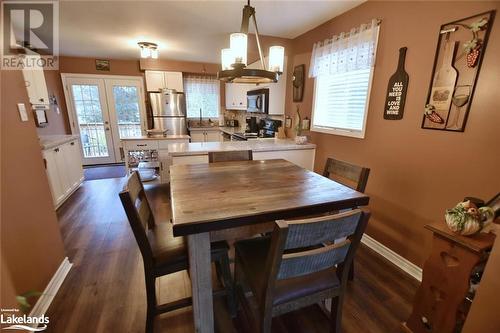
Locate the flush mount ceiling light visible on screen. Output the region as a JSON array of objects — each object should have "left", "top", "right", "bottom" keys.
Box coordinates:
[
  {"left": 218, "top": 0, "right": 285, "bottom": 84},
  {"left": 138, "top": 41, "right": 158, "bottom": 59}
]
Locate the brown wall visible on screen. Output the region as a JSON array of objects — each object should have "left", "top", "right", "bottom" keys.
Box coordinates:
[
  {"left": 285, "top": 1, "right": 500, "bottom": 266},
  {"left": 1, "top": 69, "right": 66, "bottom": 305}
]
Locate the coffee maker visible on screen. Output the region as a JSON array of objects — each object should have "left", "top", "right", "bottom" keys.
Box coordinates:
[{"left": 245, "top": 116, "right": 259, "bottom": 133}]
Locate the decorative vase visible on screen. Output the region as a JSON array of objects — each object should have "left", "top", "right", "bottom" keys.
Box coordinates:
[{"left": 294, "top": 135, "right": 307, "bottom": 145}]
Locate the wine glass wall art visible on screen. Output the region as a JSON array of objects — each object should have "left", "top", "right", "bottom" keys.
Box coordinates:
[{"left": 422, "top": 10, "right": 495, "bottom": 132}]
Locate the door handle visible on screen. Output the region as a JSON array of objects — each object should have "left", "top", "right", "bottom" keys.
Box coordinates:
[{"left": 105, "top": 127, "right": 110, "bottom": 131}]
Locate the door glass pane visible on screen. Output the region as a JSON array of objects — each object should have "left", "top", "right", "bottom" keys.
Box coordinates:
[
  {"left": 71, "top": 84, "right": 110, "bottom": 158},
  {"left": 113, "top": 86, "right": 142, "bottom": 138}
]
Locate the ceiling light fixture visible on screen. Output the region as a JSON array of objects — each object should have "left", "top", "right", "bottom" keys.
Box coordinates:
[
  {"left": 218, "top": 0, "right": 284, "bottom": 84},
  {"left": 138, "top": 41, "right": 158, "bottom": 59}
]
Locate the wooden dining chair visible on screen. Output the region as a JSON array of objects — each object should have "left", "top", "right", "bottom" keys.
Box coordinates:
[
  {"left": 234, "top": 209, "right": 370, "bottom": 333},
  {"left": 119, "top": 172, "right": 234, "bottom": 333},
  {"left": 323, "top": 157, "right": 370, "bottom": 193},
  {"left": 323, "top": 157, "right": 370, "bottom": 281},
  {"left": 208, "top": 150, "right": 253, "bottom": 163}
]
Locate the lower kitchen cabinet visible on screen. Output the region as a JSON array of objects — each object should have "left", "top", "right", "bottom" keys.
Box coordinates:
[
  {"left": 43, "top": 139, "right": 84, "bottom": 208},
  {"left": 189, "top": 129, "right": 222, "bottom": 142}
]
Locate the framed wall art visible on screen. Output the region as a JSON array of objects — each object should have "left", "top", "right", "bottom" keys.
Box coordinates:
[
  {"left": 422, "top": 10, "right": 495, "bottom": 132},
  {"left": 95, "top": 59, "right": 110, "bottom": 71},
  {"left": 292, "top": 64, "right": 305, "bottom": 102}
]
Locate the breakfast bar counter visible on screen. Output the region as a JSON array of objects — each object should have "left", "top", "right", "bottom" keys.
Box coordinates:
[{"left": 167, "top": 139, "right": 317, "bottom": 170}]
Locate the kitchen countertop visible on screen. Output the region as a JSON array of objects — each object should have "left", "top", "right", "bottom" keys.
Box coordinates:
[
  {"left": 168, "top": 139, "right": 316, "bottom": 156},
  {"left": 120, "top": 134, "right": 191, "bottom": 141},
  {"left": 188, "top": 126, "right": 242, "bottom": 135},
  {"left": 39, "top": 134, "right": 80, "bottom": 150}
]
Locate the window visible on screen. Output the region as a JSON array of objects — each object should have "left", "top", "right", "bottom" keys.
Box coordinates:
[
  {"left": 310, "top": 20, "right": 379, "bottom": 138},
  {"left": 184, "top": 75, "right": 220, "bottom": 119},
  {"left": 312, "top": 68, "right": 373, "bottom": 138}
]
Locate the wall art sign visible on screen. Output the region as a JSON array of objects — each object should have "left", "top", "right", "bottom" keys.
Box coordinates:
[
  {"left": 422, "top": 10, "right": 495, "bottom": 132},
  {"left": 384, "top": 47, "right": 409, "bottom": 120},
  {"left": 292, "top": 64, "right": 305, "bottom": 102}
]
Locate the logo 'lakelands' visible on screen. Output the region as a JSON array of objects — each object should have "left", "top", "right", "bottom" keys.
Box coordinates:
[{"left": 1, "top": 313, "right": 49, "bottom": 331}]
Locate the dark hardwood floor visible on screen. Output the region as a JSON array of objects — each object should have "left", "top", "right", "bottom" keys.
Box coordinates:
[{"left": 45, "top": 178, "right": 418, "bottom": 333}]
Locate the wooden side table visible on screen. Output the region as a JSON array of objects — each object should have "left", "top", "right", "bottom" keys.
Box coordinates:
[{"left": 404, "top": 223, "right": 495, "bottom": 333}]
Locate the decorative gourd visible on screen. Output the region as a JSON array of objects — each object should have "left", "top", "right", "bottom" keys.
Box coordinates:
[{"left": 445, "top": 200, "right": 494, "bottom": 236}]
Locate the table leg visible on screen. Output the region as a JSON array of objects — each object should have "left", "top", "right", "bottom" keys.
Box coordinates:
[{"left": 188, "top": 232, "right": 214, "bottom": 333}]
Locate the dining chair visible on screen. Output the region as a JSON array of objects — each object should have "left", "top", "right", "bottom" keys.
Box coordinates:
[
  {"left": 119, "top": 172, "right": 234, "bottom": 333},
  {"left": 323, "top": 157, "right": 370, "bottom": 281},
  {"left": 323, "top": 157, "right": 370, "bottom": 193},
  {"left": 208, "top": 150, "right": 253, "bottom": 163},
  {"left": 234, "top": 209, "right": 370, "bottom": 333}
]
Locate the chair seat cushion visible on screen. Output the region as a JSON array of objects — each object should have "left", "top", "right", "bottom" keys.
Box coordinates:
[
  {"left": 235, "top": 237, "right": 340, "bottom": 306},
  {"left": 148, "top": 222, "right": 229, "bottom": 274}
]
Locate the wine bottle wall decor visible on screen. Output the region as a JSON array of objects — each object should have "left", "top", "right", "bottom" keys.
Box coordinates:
[
  {"left": 384, "top": 47, "right": 409, "bottom": 120},
  {"left": 422, "top": 10, "right": 495, "bottom": 132}
]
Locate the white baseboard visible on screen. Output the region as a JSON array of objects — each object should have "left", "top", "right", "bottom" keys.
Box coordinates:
[
  {"left": 361, "top": 234, "right": 422, "bottom": 282},
  {"left": 29, "top": 257, "right": 72, "bottom": 319}
]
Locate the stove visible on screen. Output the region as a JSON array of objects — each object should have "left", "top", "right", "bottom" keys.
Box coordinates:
[{"left": 231, "top": 132, "right": 259, "bottom": 141}]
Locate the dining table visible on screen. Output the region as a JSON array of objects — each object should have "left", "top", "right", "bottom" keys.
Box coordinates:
[{"left": 169, "top": 159, "right": 369, "bottom": 333}]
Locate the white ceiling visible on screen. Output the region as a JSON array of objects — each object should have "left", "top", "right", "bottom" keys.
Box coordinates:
[{"left": 59, "top": 0, "right": 364, "bottom": 63}]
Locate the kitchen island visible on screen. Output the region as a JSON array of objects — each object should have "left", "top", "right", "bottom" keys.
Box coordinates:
[
  {"left": 121, "top": 135, "right": 191, "bottom": 183},
  {"left": 168, "top": 139, "right": 316, "bottom": 170}
]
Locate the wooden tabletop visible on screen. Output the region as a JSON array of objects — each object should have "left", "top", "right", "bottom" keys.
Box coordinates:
[{"left": 170, "top": 159, "right": 370, "bottom": 236}]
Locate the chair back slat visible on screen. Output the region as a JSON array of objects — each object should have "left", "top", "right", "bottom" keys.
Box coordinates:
[
  {"left": 283, "top": 210, "right": 362, "bottom": 250},
  {"left": 208, "top": 150, "right": 253, "bottom": 163},
  {"left": 277, "top": 240, "right": 351, "bottom": 280},
  {"left": 323, "top": 158, "right": 370, "bottom": 193},
  {"left": 119, "top": 172, "right": 155, "bottom": 262}
]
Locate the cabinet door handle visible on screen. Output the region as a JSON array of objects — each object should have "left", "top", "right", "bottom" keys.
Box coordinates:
[
  {"left": 137, "top": 144, "right": 147, "bottom": 147},
  {"left": 119, "top": 147, "right": 125, "bottom": 160},
  {"left": 70, "top": 142, "right": 75, "bottom": 146},
  {"left": 54, "top": 148, "right": 60, "bottom": 152},
  {"left": 43, "top": 158, "right": 47, "bottom": 169}
]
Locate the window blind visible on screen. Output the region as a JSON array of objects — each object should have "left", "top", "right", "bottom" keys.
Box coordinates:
[
  {"left": 184, "top": 75, "right": 220, "bottom": 118},
  {"left": 312, "top": 68, "right": 371, "bottom": 133}
]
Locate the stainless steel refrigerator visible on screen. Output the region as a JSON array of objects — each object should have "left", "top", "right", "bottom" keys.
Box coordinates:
[{"left": 148, "top": 89, "right": 188, "bottom": 135}]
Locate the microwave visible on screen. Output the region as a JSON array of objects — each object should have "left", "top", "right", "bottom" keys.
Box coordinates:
[{"left": 247, "top": 88, "right": 269, "bottom": 113}]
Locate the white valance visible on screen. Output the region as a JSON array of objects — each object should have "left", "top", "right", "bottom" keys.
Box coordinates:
[{"left": 309, "top": 19, "right": 380, "bottom": 78}]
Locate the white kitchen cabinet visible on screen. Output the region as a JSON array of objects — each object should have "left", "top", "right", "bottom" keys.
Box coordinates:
[
  {"left": 22, "top": 66, "right": 49, "bottom": 106},
  {"left": 145, "top": 70, "right": 184, "bottom": 92},
  {"left": 225, "top": 83, "right": 250, "bottom": 110},
  {"left": 253, "top": 148, "right": 315, "bottom": 170},
  {"left": 43, "top": 148, "right": 66, "bottom": 205},
  {"left": 144, "top": 71, "right": 165, "bottom": 92},
  {"left": 205, "top": 130, "right": 222, "bottom": 142},
  {"left": 190, "top": 131, "right": 206, "bottom": 142},
  {"left": 65, "top": 140, "right": 85, "bottom": 189},
  {"left": 164, "top": 72, "right": 184, "bottom": 92},
  {"left": 43, "top": 138, "right": 84, "bottom": 208},
  {"left": 189, "top": 129, "right": 221, "bottom": 142}
]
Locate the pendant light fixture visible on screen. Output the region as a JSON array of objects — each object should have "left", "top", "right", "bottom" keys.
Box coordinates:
[
  {"left": 218, "top": 0, "right": 285, "bottom": 84},
  {"left": 138, "top": 42, "right": 159, "bottom": 59}
]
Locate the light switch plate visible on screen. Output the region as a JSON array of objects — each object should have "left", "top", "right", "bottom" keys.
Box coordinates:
[{"left": 17, "top": 103, "right": 29, "bottom": 122}]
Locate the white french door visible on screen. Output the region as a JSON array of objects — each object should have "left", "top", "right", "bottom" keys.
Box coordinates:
[{"left": 62, "top": 74, "right": 146, "bottom": 165}]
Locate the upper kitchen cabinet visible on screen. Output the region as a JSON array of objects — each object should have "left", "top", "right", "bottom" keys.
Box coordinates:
[
  {"left": 145, "top": 70, "right": 184, "bottom": 92},
  {"left": 22, "top": 66, "right": 49, "bottom": 106},
  {"left": 225, "top": 83, "right": 251, "bottom": 110}
]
